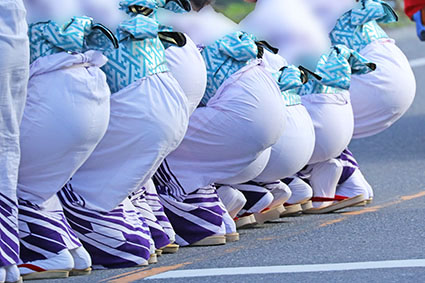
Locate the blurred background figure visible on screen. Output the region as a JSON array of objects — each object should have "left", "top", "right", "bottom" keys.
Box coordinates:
[{"left": 404, "top": 0, "right": 425, "bottom": 40}]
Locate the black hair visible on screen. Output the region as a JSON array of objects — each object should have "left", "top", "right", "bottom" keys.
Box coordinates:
[{"left": 190, "top": 0, "right": 214, "bottom": 11}]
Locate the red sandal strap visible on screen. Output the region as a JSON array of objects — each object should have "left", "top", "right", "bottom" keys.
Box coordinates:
[
  {"left": 311, "top": 195, "right": 349, "bottom": 202},
  {"left": 18, "top": 264, "right": 47, "bottom": 272}
]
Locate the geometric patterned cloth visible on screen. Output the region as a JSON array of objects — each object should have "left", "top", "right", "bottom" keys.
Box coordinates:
[
  {"left": 58, "top": 183, "right": 152, "bottom": 269},
  {"left": 337, "top": 148, "right": 360, "bottom": 185},
  {"left": 101, "top": 0, "right": 192, "bottom": 93},
  {"left": 101, "top": 14, "right": 169, "bottom": 93},
  {"left": 18, "top": 198, "right": 81, "bottom": 263},
  {"left": 199, "top": 31, "right": 259, "bottom": 106},
  {"left": 158, "top": 186, "right": 225, "bottom": 246},
  {"left": 329, "top": 0, "right": 398, "bottom": 52},
  {"left": 272, "top": 65, "right": 306, "bottom": 106},
  {"left": 28, "top": 16, "right": 116, "bottom": 64},
  {"left": 129, "top": 187, "right": 171, "bottom": 249},
  {"left": 299, "top": 45, "right": 376, "bottom": 95}
]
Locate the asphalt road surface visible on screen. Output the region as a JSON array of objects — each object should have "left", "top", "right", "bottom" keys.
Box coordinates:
[{"left": 41, "top": 25, "right": 425, "bottom": 283}]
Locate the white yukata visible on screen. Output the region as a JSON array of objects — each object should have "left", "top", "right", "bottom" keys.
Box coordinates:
[
  {"left": 58, "top": 0, "right": 190, "bottom": 268},
  {"left": 225, "top": 52, "right": 316, "bottom": 217},
  {"left": 239, "top": 0, "right": 352, "bottom": 166},
  {"left": 152, "top": 6, "right": 286, "bottom": 245},
  {"left": 297, "top": 46, "right": 376, "bottom": 207},
  {"left": 0, "top": 0, "right": 29, "bottom": 281},
  {"left": 165, "top": 34, "right": 207, "bottom": 115},
  {"left": 253, "top": 52, "right": 316, "bottom": 183},
  {"left": 305, "top": 0, "right": 416, "bottom": 138},
  {"left": 17, "top": 1, "right": 114, "bottom": 277}
]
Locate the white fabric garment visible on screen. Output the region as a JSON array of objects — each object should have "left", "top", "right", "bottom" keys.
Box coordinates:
[
  {"left": 350, "top": 39, "right": 416, "bottom": 138},
  {"left": 0, "top": 0, "right": 29, "bottom": 268},
  {"left": 336, "top": 170, "right": 374, "bottom": 200},
  {"left": 164, "top": 62, "right": 286, "bottom": 195},
  {"left": 24, "top": 0, "right": 82, "bottom": 24},
  {"left": 216, "top": 185, "right": 247, "bottom": 219},
  {"left": 302, "top": 0, "right": 356, "bottom": 33},
  {"left": 0, "top": 0, "right": 29, "bottom": 210},
  {"left": 165, "top": 34, "right": 207, "bottom": 115},
  {"left": 309, "top": 159, "right": 343, "bottom": 208},
  {"left": 240, "top": 0, "right": 330, "bottom": 68},
  {"left": 286, "top": 177, "right": 313, "bottom": 205},
  {"left": 69, "top": 72, "right": 189, "bottom": 212},
  {"left": 301, "top": 91, "right": 354, "bottom": 165},
  {"left": 158, "top": 5, "right": 239, "bottom": 46},
  {"left": 254, "top": 104, "right": 315, "bottom": 182},
  {"left": 218, "top": 147, "right": 271, "bottom": 186},
  {"left": 17, "top": 51, "right": 111, "bottom": 205}
]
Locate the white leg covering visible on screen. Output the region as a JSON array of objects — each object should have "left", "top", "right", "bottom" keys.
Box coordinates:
[
  {"left": 0, "top": 0, "right": 29, "bottom": 268},
  {"left": 308, "top": 159, "right": 343, "bottom": 208},
  {"left": 233, "top": 183, "right": 274, "bottom": 215},
  {"left": 336, "top": 170, "right": 373, "bottom": 200},
  {"left": 285, "top": 177, "right": 313, "bottom": 205},
  {"left": 216, "top": 186, "right": 247, "bottom": 219},
  {"left": 222, "top": 211, "right": 237, "bottom": 235}
]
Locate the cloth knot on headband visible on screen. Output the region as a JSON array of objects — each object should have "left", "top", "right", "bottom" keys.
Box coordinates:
[
  {"left": 117, "top": 15, "right": 160, "bottom": 42},
  {"left": 274, "top": 65, "right": 310, "bottom": 92},
  {"left": 29, "top": 16, "right": 118, "bottom": 63},
  {"left": 299, "top": 45, "right": 376, "bottom": 95},
  {"left": 216, "top": 32, "right": 259, "bottom": 62}
]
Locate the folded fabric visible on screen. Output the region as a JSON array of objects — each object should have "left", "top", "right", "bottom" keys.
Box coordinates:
[{"left": 330, "top": 0, "right": 398, "bottom": 51}]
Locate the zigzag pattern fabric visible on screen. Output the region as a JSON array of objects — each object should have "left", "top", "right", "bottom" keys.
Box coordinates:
[
  {"left": 0, "top": 193, "right": 19, "bottom": 267},
  {"left": 130, "top": 188, "right": 171, "bottom": 249},
  {"left": 158, "top": 186, "right": 225, "bottom": 246},
  {"left": 58, "top": 184, "right": 152, "bottom": 269},
  {"left": 200, "top": 32, "right": 259, "bottom": 106},
  {"left": 329, "top": 0, "right": 398, "bottom": 52},
  {"left": 18, "top": 199, "right": 81, "bottom": 263},
  {"left": 144, "top": 181, "right": 176, "bottom": 243},
  {"left": 299, "top": 45, "right": 375, "bottom": 95},
  {"left": 28, "top": 17, "right": 113, "bottom": 64}
]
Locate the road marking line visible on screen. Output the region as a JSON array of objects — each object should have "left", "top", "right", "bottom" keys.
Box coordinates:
[
  {"left": 401, "top": 190, "right": 425, "bottom": 201},
  {"left": 103, "top": 190, "right": 425, "bottom": 281},
  {"left": 106, "top": 262, "right": 191, "bottom": 283},
  {"left": 319, "top": 217, "right": 347, "bottom": 227},
  {"left": 145, "top": 259, "right": 425, "bottom": 280},
  {"left": 410, "top": 57, "right": 425, "bottom": 68}
]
